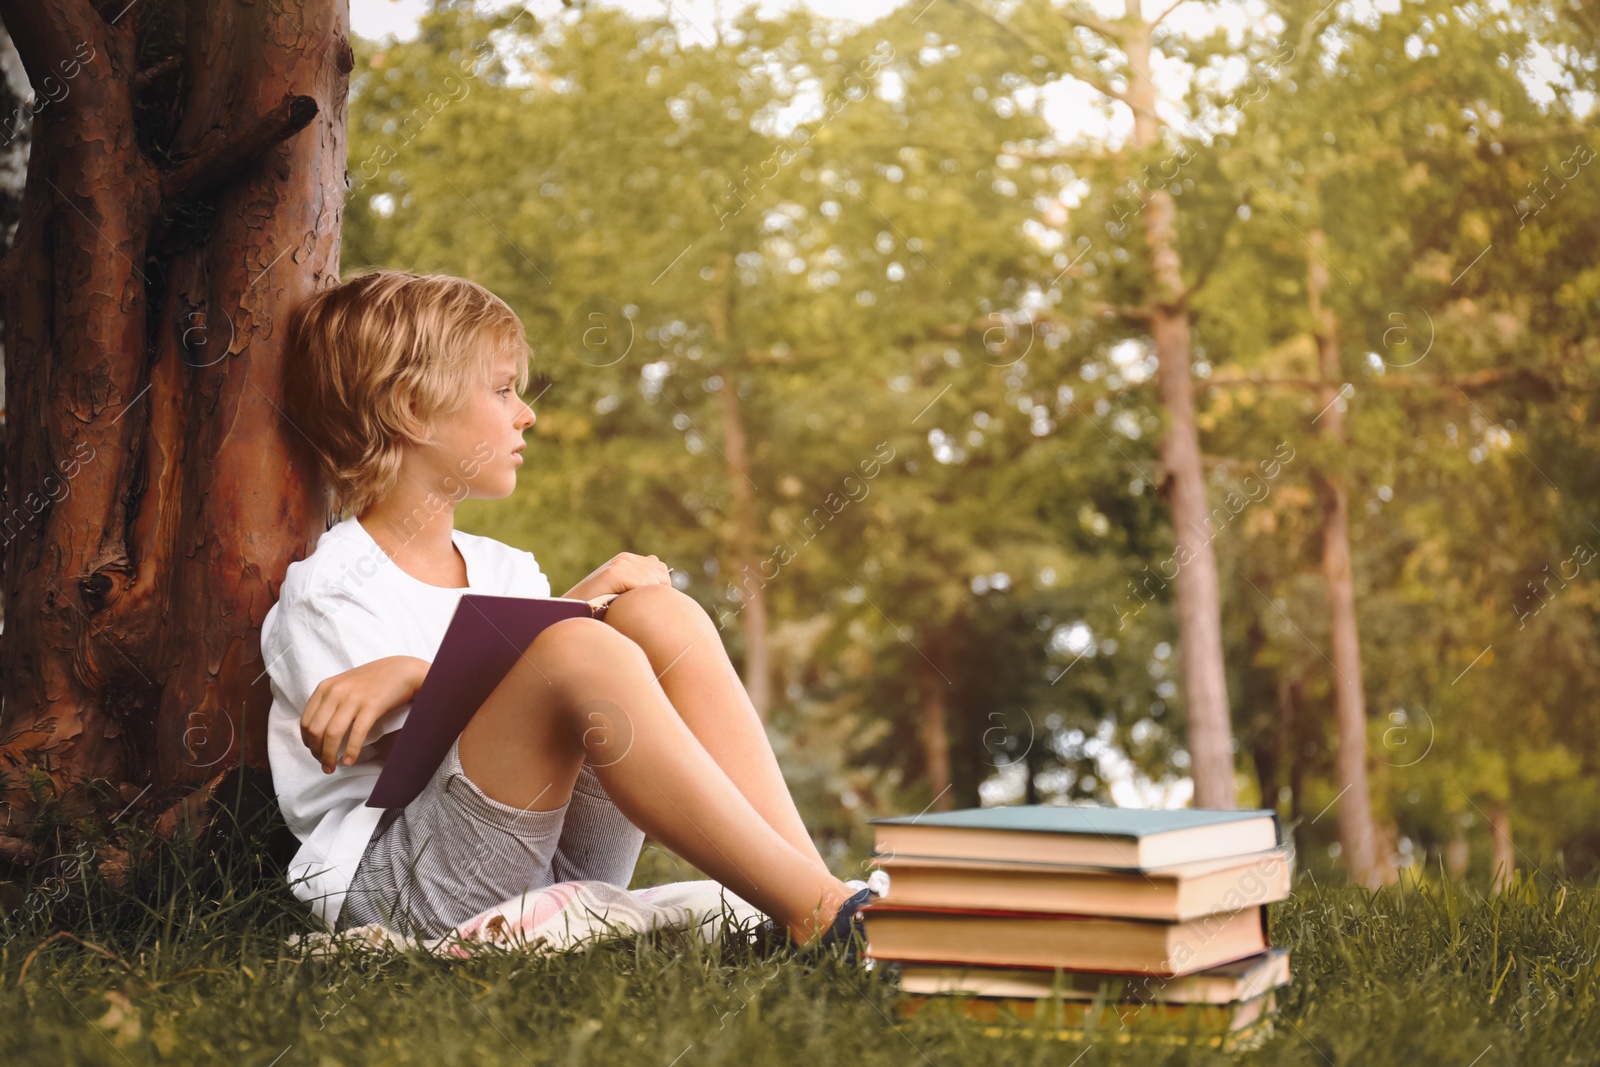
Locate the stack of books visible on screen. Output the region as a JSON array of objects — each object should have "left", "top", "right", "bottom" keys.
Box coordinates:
[{"left": 860, "top": 806, "right": 1294, "bottom": 1047}]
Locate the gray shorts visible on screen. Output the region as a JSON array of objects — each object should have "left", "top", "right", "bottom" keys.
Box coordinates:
[{"left": 336, "top": 735, "right": 646, "bottom": 939}]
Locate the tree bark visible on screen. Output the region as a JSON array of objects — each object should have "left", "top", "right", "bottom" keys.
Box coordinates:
[
  {"left": 1446, "top": 821, "right": 1469, "bottom": 878},
  {"left": 717, "top": 368, "right": 772, "bottom": 719},
  {"left": 1488, "top": 796, "right": 1515, "bottom": 892},
  {"left": 704, "top": 254, "right": 772, "bottom": 720},
  {"left": 1022, "top": 738, "right": 1041, "bottom": 805},
  {"left": 1306, "top": 221, "right": 1387, "bottom": 887},
  {"left": 0, "top": 0, "right": 350, "bottom": 860},
  {"left": 1245, "top": 596, "right": 1278, "bottom": 809},
  {"left": 0, "top": 13, "right": 27, "bottom": 251},
  {"left": 1279, "top": 672, "right": 1305, "bottom": 854},
  {"left": 1120, "top": 6, "right": 1236, "bottom": 808},
  {"left": 0, "top": 12, "right": 29, "bottom": 635},
  {"left": 918, "top": 644, "right": 953, "bottom": 811}
]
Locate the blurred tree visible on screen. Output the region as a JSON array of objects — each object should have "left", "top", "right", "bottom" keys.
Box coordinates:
[
  {"left": 926, "top": 0, "right": 1250, "bottom": 807},
  {"left": 1203, "top": 0, "right": 1600, "bottom": 883},
  {"left": 341, "top": 0, "right": 1600, "bottom": 885},
  {"left": 340, "top": 3, "right": 1141, "bottom": 819}
]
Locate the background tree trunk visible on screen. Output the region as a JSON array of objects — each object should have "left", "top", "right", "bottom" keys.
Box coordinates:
[
  {"left": 1489, "top": 797, "right": 1515, "bottom": 892},
  {"left": 1278, "top": 672, "right": 1305, "bottom": 854},
  {"left": 1307, "top": 220, "right": 1387, "bottom": 887},
  {"left": 1022, "top": 739, "right": 1040, "bottom": 805},
  {"left": 705, "top": 253, "right": 772, "bottom": 720},
  {"left": 1446, "top": 821, "right": 1469, "bottom": 878},
  {"left": 963, "top": 0, "right": 1240, "bottom": 809},
  {"left": 1121, "top": 5, "right": 1236, "bottom": 809},
  {"left": 0, "top": 0, "right": 350, "bottom": 865},
  {"left": 718, "top": 365, "right": 772, "bottom": 719},
  {"left": 918, "top": 642, "right": 953, "bottom": 811}
]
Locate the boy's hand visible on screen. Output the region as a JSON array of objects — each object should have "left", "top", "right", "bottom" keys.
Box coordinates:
[
  {"left": 301, "top": 655, "right": 430, "bottom": 773},
  {"left": 561, "top": 552, "right": 673, "bottom": 600}
]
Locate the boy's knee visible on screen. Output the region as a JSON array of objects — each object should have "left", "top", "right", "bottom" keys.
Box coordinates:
[
  {"left": 606, "top": 583, "right": 708, "bottom": 627},
  {"left": 527, "top": 616, "right": 651, "bottom": 677},
  {"left": 533, "top": 615, "right": 629, "bottom": 651}
]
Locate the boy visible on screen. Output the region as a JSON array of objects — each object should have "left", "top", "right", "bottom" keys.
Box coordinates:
[{"left": 262, "top": 269, "right": 871, "bottom": 951}]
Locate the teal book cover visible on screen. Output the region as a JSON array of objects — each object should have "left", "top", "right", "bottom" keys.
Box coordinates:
[{"left": 868, "top": 806, "right": 1278, "bottom": 840}]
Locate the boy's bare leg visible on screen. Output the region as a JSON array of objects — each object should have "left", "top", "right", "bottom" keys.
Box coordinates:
[
  {"left": 457, "top": 616, "right": 854, "bottom": 945},
  {"left": 600, "top": 584, "right": 832, "bottom": 872}
]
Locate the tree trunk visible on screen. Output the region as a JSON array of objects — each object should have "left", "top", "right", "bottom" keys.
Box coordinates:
[
  {"left": 1253, "top": 709, "right": 1279, "bottom": 814},
  {"left": 1245, "top": 598, "right": 1278, "bottom": 809},
  {"left": 0, "top": 14, "right": 27, "bottom": 249},
  {"left": 1022, "top": 738, "right": 1041, "bottom": 805},
  {"left": 1279, "top": 672, "right": 1305, "bottom": 854},
  {"left": 1446, "top": 821, "right": 1469, "bottom": 878},
  {"left": 0, "top": 1, "right": 350, "bottom": 862},
  {"left": 918, "top": 645, "right": 953, "bottom": 811},
  {"left": 1488, "top": 796, "right": 1515, "bottom": 892},
  {"left": 1306, "top": 221, "right": 1386, "bottom": 887},
  {"left": 704, "top": 255, "right": 772, "bottom": 719},
  {"left": 1122, "top": 10, "right": 1236, "bottom": 809},
  {"left": 718, "top": 368, "right": 772, "bottom": 718},
  {"left": 0, "top": 13, "right": 29, "bottom": 633}
]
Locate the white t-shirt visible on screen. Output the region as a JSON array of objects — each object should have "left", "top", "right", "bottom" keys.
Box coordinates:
[{"left": 261, "top": 515, "right": 553, "bottom": 931}]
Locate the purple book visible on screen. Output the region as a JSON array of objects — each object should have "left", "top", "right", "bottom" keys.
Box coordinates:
[{"left": 365, "top": 592, "right": 619, "bottom": 809}]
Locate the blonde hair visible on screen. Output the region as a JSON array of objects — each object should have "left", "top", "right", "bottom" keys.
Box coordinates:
[{"left": 283, "top": 269, "right": 532, "bottom": 519}]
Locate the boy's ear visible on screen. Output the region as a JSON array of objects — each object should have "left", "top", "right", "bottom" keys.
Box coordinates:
[{"left": 397, "top": 397, "right": 431, "bottom": 441}]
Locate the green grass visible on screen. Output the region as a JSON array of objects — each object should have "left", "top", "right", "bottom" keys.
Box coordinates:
[{"left": 2, "top": 822, "right": 1598, "bottom": 1066}]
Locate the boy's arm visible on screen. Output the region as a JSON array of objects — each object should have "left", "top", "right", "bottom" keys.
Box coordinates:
[
  {"left": 301, "top": 654, "right": 430, "bottom": 773},
  {"left": 561, "top": 551, "right": 675, "bottom": 600},
  {"left": 262, "top": 588, "right": 427, "bottom": 773}
]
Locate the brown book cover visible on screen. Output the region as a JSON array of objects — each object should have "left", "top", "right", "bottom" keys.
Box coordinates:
[
  {"left": 889, "top": 947, "right": 1291, "bottom": 1004},
  {"left": 894, "top": 988, "right": 1278, "bottom": 1046},
  {"left": 861, "top": 901, "right": 1271, "bottom": 977},
  {"left": 868, "top": 846, "right": 1292, "bottom": 921}
]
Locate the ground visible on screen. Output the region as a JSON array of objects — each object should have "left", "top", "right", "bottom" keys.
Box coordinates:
[{"left": 2, "top": 830, "right": 1596, "bottom": 1066}]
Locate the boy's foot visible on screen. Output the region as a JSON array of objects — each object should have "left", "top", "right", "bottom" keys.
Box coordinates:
[
  {"left": 738, "top": 874, "right": 889, "bottom": 964},
  {"left": 792, "top": 884, "right": 875, "bottom": 964}
]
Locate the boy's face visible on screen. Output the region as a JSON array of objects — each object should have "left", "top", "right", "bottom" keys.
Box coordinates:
[{"left": 409, "top": 352, "right": 534, "bottom": 502}]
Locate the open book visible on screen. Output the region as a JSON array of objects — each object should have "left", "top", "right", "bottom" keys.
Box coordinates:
[{"left": 365, "top": 592, "right": 619, "bottom": 809}]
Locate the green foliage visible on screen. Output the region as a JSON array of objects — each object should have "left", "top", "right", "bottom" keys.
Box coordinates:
[
  {"left": 336, "top": 0, "right": 1600, "bottom": 880},
  {"left": 1193, "top": 0, "right": 1600, "bottom": 876}
]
